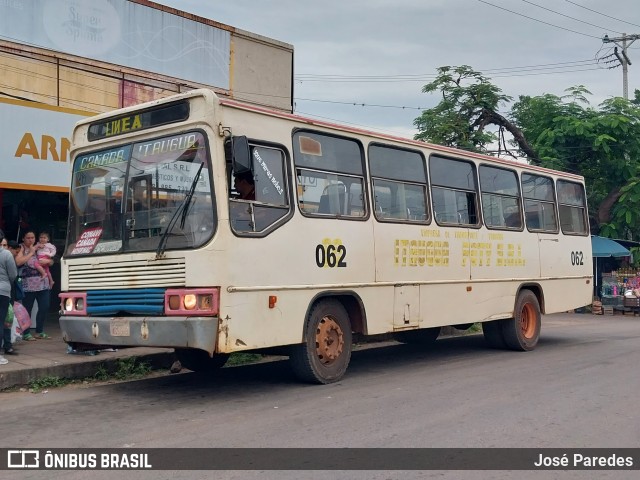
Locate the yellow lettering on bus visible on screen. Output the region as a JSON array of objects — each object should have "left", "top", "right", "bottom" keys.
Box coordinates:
[
  {"left": 105, "top": 115, "right": 143, "bottom": 137},
  {"left": 395, "top": 239, "right": 450, "bottom": 267}
]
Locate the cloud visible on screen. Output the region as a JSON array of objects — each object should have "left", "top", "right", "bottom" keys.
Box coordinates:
[{"left": 167, "top": 0, "right": 638, "bottom": 139}]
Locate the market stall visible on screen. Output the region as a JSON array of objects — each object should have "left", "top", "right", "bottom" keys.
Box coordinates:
[{"left": 591, "top": 235, "right": 632, "bottom": 314}]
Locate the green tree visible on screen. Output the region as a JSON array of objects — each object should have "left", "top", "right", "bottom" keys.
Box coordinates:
[
  {"left": 511, "top": 88, "right": 640, "bottom": 235},
  {"left": 414, "top": 65, "right": 640, "bottom": 237},
  {"left": 413, "top": 65, "right": 538, "bottom": 160}
]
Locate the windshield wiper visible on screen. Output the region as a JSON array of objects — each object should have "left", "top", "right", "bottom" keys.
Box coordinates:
[{"left": 155, "top": 163, "right": 204, "bottom": 258}]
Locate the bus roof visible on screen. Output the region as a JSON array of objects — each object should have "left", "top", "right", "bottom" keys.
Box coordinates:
[{"left": 73, "top": 88, "right": 584, "bottom": 182}]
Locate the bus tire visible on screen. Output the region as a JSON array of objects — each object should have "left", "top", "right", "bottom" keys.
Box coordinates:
[
  {"left": 502, "top": 290, "right": 541, "bottom": 351},
  {"left": 175, "top": 348, "right": 229, "bottom": 373},
  {"left": 482, "top": 320, "right": 507, "bottom": 349},
  {"left": 395, "top": 327, "right": 441, "bottom": 344},
  {"left": 290, "top": 299, "right": 352, "bottom": 384}
]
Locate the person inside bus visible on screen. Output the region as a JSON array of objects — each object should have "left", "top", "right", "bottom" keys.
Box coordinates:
[{"left": 233, "top": 171, "right": 255, "bottom": 201}]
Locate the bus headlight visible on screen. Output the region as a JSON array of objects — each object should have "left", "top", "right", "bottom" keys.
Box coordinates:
[
  {"left": 164, "top": 288, "right": 219, "bottom": 316},
  {"left": 183, "top": 294, "right": 197, "bottom": 310}
]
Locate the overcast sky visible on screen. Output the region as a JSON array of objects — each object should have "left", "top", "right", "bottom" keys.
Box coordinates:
[{"left": 163, "top": 0, "right": 640, "bottom": 139}]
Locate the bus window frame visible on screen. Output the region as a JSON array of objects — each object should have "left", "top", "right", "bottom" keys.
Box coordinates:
[
  {"left": 522, "top": 173, "right": 560, "bottom": 234},
  {"left": 478, "top": 163, "right": 524, "bottom": 232},
  {"left": 228, "top": 139, "right": 295, "bottom": 238},
  {"left": 429, "top": 154, "right": 482, "bottom": 229},
  {"left": 556, "top": 179, "right": 589, "bottom": 236},
  {"left": 368, "top": 142, "right": 431, "bottom": 225},
  {"left": 292, "top": 128, "right": 370, "bottom": 222}
]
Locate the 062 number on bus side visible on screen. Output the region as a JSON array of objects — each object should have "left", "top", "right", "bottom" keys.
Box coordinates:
[
  {"left": 570, "top": 251, "right": 584, "bottom": 266},
  {"left": 315, "top": 239, "right": 347, "bottom": 268}
]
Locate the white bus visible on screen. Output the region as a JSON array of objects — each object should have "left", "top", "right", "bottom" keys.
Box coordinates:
[{"left": 59, "top": 89, "right": 593, "bottom": 384}]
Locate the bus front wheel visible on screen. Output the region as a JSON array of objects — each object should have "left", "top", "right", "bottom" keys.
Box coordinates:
[
  {"left": 502, "top": 290, "right": 541, "bottom": 351},
  {"left": 290, "top": 299, "right": 353, "bottom": 384},
  {"left": 175, "top": 348, "right": 229, "bottom": 373}
]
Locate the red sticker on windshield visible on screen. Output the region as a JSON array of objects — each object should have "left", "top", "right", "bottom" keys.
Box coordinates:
[{"left": 70, "top": 227, "right": 103, "bottom": 255}]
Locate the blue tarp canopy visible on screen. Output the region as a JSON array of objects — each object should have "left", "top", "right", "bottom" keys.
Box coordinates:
[{"left": 591, "top": 235, "right": 631, "bottom": 258}]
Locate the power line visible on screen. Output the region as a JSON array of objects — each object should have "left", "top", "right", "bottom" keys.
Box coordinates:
[
  {"left": 476, "top": 0, "right": 602, "bottom": 39},
  {"left": 296, "top": 60, "right": 601, "bottom": 83},
  {"left": 564, "top": 0, "right": 640, "bottom": 29},
  {"left": 519, "top": 0, "right": 623, "bottom": 34},
  {"left": 296, "top": 59, "right": 598, "bottom": 79},
  {"left": 295, "top": 98, "right": 425, "bottom": 110}
]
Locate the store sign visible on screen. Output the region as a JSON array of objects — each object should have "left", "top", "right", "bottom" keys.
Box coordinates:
[{"left": 0, "top": 98, "right": 90, "bottom": 191}]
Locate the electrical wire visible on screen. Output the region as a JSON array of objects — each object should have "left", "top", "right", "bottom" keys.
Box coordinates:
[
  {"left": 564, "top": 0, "right": 640, "bottom": 29},
  {"left": 476, "top": 0, "right": 603, "bottom": 39},
  {"left": 519, "top": 0, "right": 623, "bottom": 34}
]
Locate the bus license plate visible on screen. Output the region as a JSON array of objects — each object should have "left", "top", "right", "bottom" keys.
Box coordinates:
[{"left": 110, "top": 319, "right": 130, "bottom": 337}]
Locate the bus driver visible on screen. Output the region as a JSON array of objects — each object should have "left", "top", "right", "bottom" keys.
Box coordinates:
[{"left": 233, "top": 172, "right": 255, "bottom": 201}]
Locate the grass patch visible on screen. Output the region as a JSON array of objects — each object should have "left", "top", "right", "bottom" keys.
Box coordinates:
[
  {"left": 226, "top": 353, "right": 263, "bottom": 367},
  {"left": 92, "top": 357, "right": 152, "bottom": 381},
  {"left": 23, "top": 358, "right": 153, "bottom": 392},
  {"left": 467, "top": 323, "right": 482, "bottom": 333},
  {"left": 28, "top": 376, "right": 70, "bottom": 392}
]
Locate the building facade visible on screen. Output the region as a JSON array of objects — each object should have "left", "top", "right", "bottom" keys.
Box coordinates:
[{"left": 0, "top": 0, "right": 293, "bottom": 302}]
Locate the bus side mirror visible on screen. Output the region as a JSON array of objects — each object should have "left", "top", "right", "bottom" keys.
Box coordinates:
[{"left": 231, "top": 136, "right": 252, "bottom": 175}]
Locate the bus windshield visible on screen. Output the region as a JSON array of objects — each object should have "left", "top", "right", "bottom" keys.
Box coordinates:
[{"left": 66, "top": 131, "right": 215, "bottom": 256}]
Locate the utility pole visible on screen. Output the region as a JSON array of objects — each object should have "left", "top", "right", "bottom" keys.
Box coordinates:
[{"left": 603, "top": 33, "right": 640, "bottom": 99}]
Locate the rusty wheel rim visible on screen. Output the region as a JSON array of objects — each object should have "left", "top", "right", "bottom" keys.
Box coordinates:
[
  {"left": 519, "top": 303, "right": 537, "bottom": 339},
  {"left": 315, "top": 315, "right": 344, "bottom": 366}
]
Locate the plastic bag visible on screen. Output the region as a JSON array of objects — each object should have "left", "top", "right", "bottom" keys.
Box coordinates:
[
  {"left": 12, "top": 302, "right": 31, "bottom": 334},
  {"left": 11, "top": 313, "right": 20, "bottom": 344},
  {"left": 4, "top": 303, "right": 13, "bottom": 329}
]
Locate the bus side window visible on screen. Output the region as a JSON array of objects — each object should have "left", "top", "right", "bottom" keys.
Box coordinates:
[
  {"left": 522, "top": 173, "right": 558, "bottom": 232},
  {"left": 430, "top": 155, "right": 479, "bottom": 227},
  {"left": 479, "top": 164, "right": 522, "bottom": 230},
  {"left": 318, "top": 183, "right": 346, "bottom": 214},
  {"left": 293, "top": 131, "right": 366, "bottom": 219},
  {"left": 228, "top": 143, "right": 290, "bottom": 234},
  {"left": 368, "top": 143, "right": 429, "bottom": 224}
]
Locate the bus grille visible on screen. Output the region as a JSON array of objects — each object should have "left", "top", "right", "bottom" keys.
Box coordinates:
[
  {"left": 86, "top": 288, "right": 165, "bottom": 315},
  {"left": 67, "top": 257, "right": 186, "bottom": 290}
]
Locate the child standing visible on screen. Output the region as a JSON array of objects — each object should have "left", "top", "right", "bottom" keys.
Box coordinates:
[{"left": 35, "top": 232, "right": 56, "bottom": 288}]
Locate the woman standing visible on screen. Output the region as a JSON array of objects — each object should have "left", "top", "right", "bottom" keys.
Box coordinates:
[
  {"left": 16, "top": 230, "right": 53, "bottom": 340},
  {"left": 0, "top": 232, "right": 17, "bottom": 364}
]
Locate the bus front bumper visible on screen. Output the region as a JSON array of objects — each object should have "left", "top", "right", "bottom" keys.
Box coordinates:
[{"left": 59, "top": 315, "right": 219, "bottom": 354}]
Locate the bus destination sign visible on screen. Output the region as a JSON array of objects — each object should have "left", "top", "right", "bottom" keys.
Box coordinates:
[{"left": 88, "top": 101, "right": 189, "bottom": 141}]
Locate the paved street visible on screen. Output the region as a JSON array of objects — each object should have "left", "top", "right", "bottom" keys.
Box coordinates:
[{"left": 1, "top": 312, "right": 639, "bottom": 480}]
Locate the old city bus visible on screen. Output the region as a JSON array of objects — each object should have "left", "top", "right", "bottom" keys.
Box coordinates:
[{"left": 59, "top": 89, "right": 592, "bottom": 384}]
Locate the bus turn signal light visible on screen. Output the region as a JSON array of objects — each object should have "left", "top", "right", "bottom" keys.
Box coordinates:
[
  {"left": 269, "top": 295, "right": 277, "bottom": 308},
  {"left": 164, "top": 288, "right": 219, "bottom": 316}
]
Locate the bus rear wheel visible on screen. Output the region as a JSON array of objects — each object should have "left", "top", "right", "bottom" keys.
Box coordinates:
[
  {"left": 175, "top": 348, "right": 229, "bottom": 373},
  {"left": 395, "top": 327, "right": 441, "bottom": 345},
  {"left": 502, "top": 290, "right": 541, "bottom": 351},
  {"left": 290, "top": 299, "right": 353, "bottom": 384}
]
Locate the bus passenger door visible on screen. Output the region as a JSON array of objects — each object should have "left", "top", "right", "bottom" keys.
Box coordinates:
[
  {"left": 393, "top": 285, "right": 420, "bottom": 328},
  {"left": 538, "top": 232, "right": 564, "bottom": 277}
]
